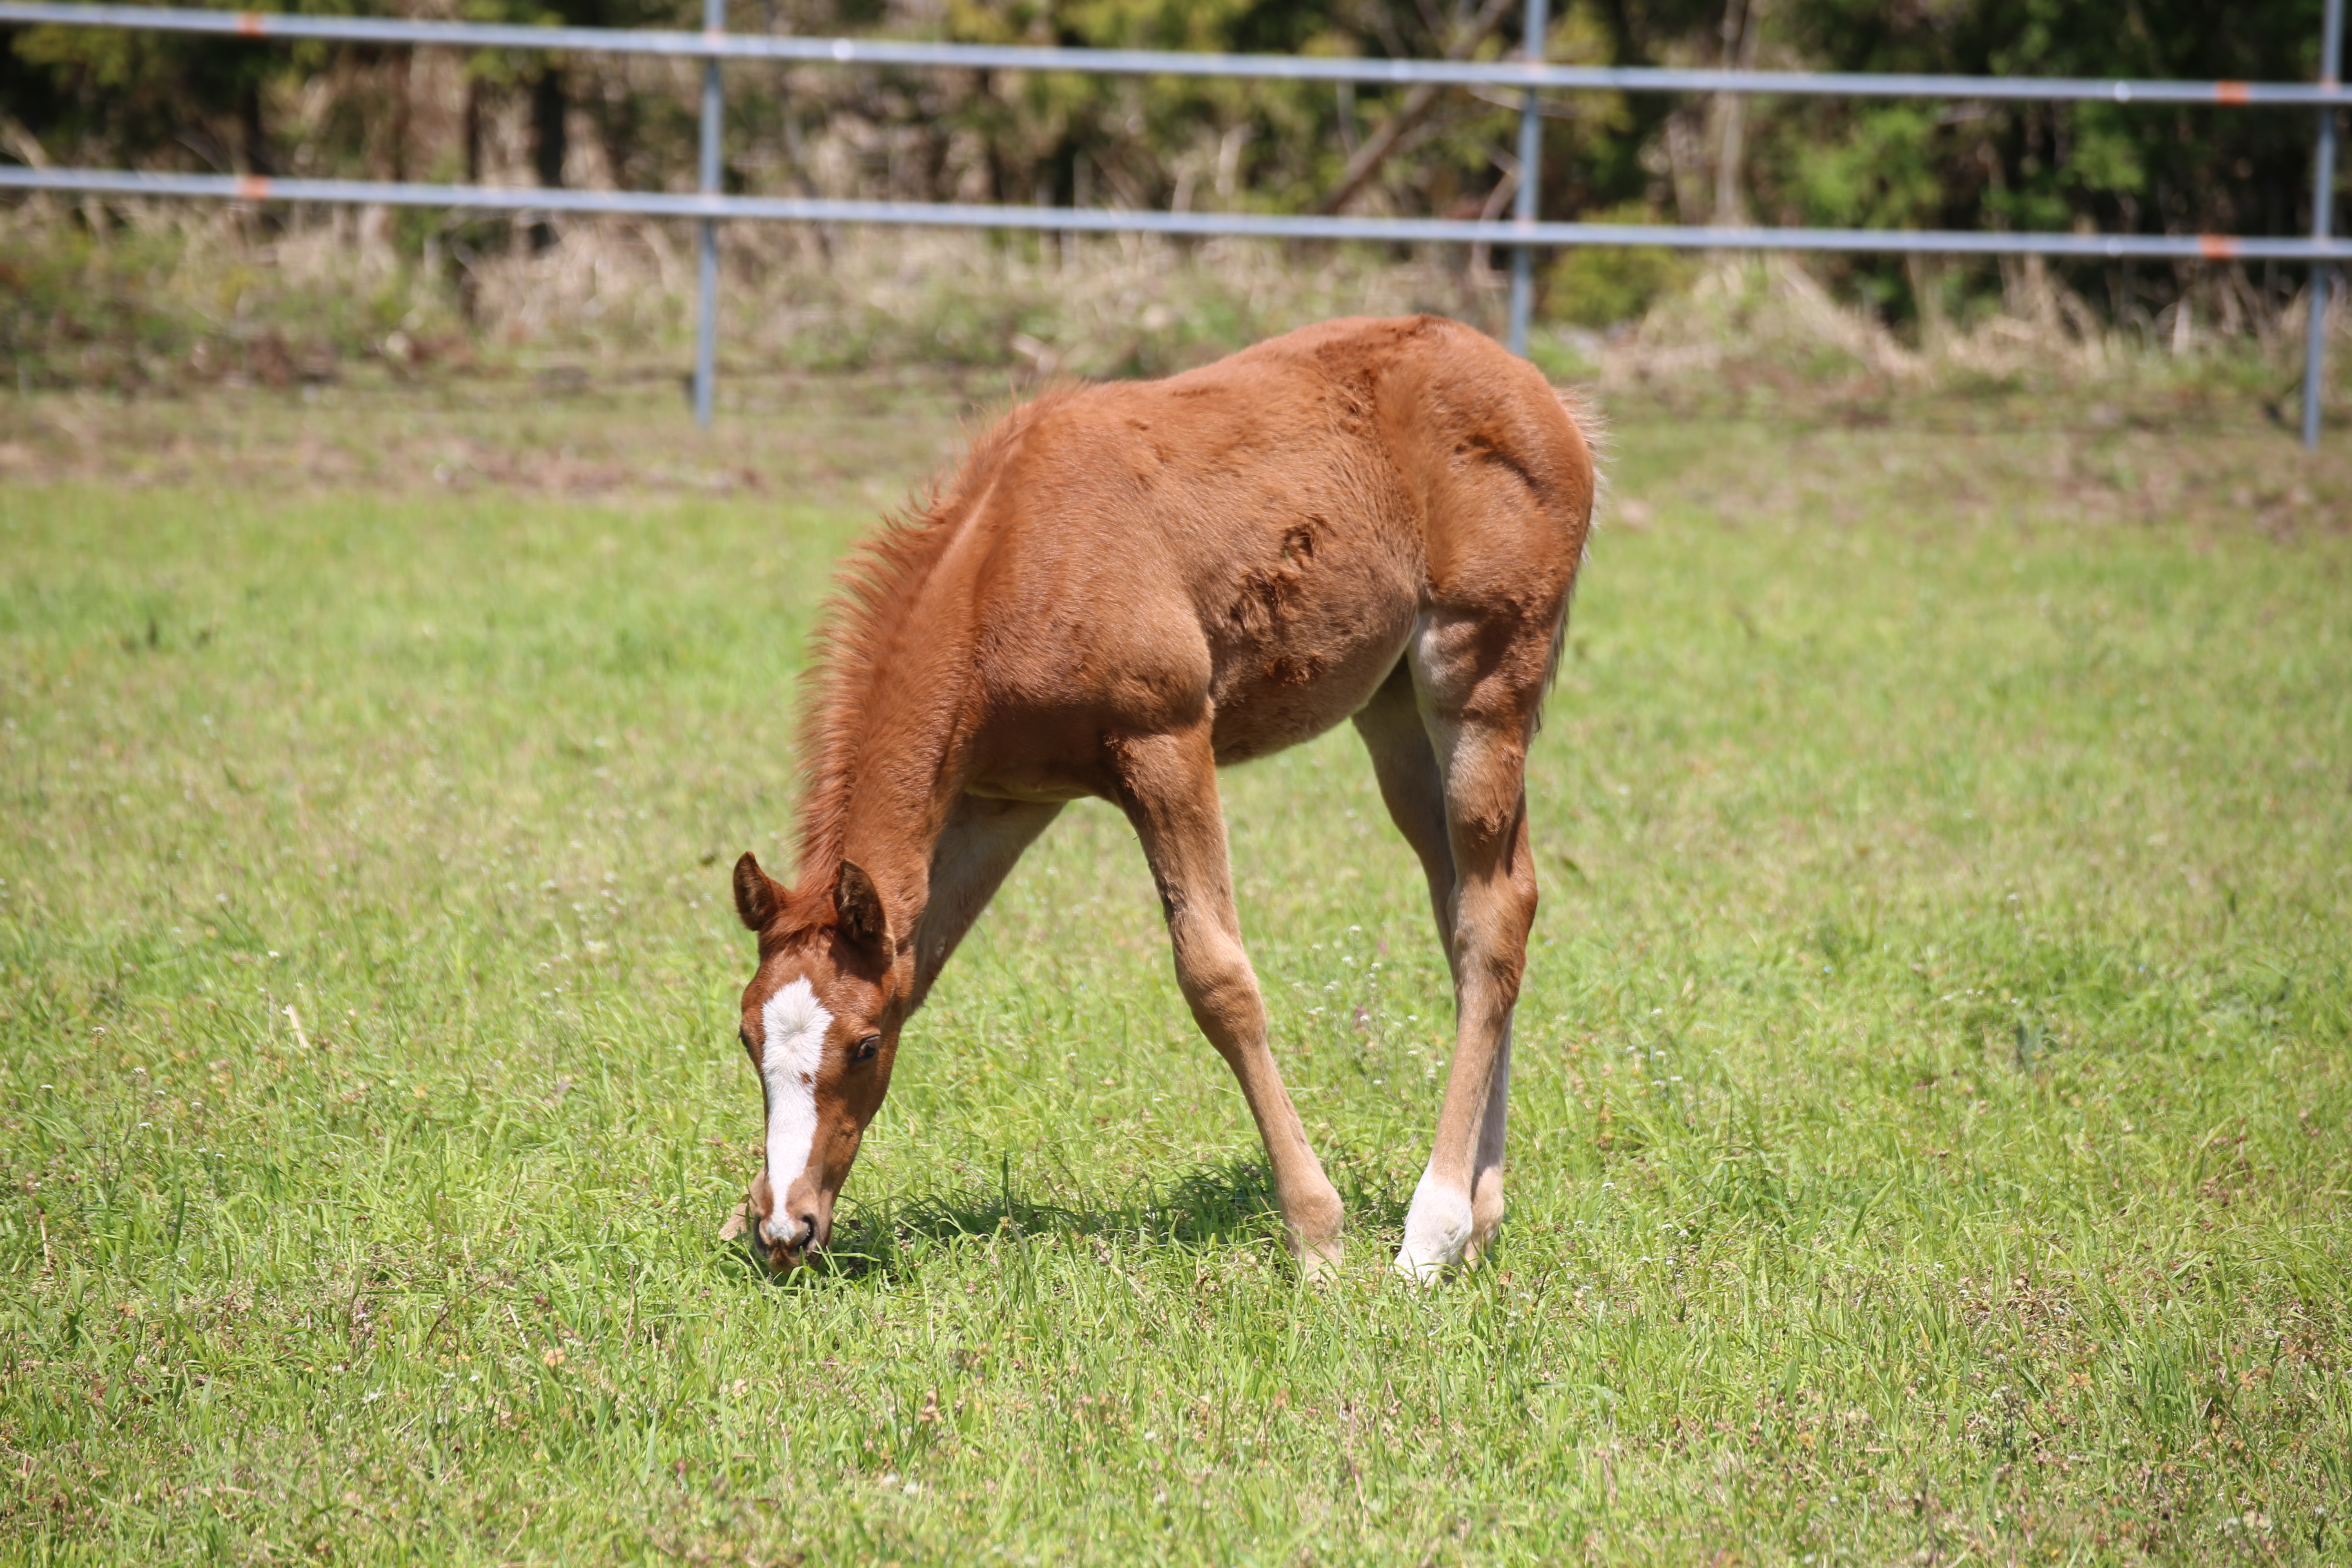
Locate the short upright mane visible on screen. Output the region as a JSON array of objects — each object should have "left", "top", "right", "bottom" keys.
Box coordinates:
[{"left": 782, "top": 388, "right": 1076, "bottom": 921}]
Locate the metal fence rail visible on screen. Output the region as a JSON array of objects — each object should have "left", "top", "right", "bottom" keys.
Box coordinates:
[
  {"left": 8, "top": 167, "right": 2347, "bottom": 263},
  {"left": 1, "top": 0, "right": 2342, "bottom": 440},
  {"left": 1, "top": 1, "right": 2345, "bottom": 105}
]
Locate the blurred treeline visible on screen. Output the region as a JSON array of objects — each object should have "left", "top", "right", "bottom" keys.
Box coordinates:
[{"left": 0, "top": 0, "right": 2343, "bottom": 336}]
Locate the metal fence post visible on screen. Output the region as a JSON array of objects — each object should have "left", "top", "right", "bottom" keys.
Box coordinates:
[
  {"left": 2305, "top": 0, "right": 2345, "bottom": 448},
  {"left": 693, "top": 0, "right": 724, "bottom": 429},
  {"left": 1506, "top": 0, "right": 1548, "bottom": 357}
]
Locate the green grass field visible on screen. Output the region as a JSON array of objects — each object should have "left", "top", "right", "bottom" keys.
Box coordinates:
[{"left": 3, "top": 378, "right": 2349, "bottom": 1565}]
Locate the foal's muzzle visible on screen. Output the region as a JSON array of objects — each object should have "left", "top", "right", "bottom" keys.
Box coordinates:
[
  {"left": 753, "top": 1200, "right": 827, "bottom": 1271},
  {"left": 760, "top": 1211, "right": 818, "bottom": 1254},
  {"left": 746, "top": 1165, "right": 833, "bottom": 1269}
]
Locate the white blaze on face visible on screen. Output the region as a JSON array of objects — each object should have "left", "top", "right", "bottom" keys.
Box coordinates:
[{"left": 759, "top": 976, "right": 832, "bottom": 1231}]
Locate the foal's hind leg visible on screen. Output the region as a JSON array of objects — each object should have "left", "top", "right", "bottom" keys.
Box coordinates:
[
  {"left": 1110, "top": 724, "right": 1346, "bottom": 1274},
  {"left": 1385, "top": 613, "right": 1546, "bottom": 1283},
  {"left": 1354, "top": 662, "right": 1460, "bottom": 983},
  {"left": 1354, "top": 665, "right": 1517, "bottom": 1270}
]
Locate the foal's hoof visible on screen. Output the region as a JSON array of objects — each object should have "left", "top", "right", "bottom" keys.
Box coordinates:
[
  {"left": 1390, "top": 1248, "right": 1455, "bottom": 1287},
  {"left": 1294, "top": 1238, "right": 1345, "bottom": 1284},
  {"left": 1394, "top": 1173, "right": 1473, "bottom": 1285}
]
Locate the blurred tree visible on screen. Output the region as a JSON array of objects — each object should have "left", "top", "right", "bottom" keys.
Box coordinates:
[
  {"left": 2, "top": 0, "right": 2340, "bottom": 334},
  {"left": 1757, "top": 0, "right": 2342, "bottom": 329}
]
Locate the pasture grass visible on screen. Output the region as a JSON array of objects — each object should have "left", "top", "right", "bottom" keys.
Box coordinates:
[{"left": 2, "top": 377, "right": 2349, "bottom": 1565}]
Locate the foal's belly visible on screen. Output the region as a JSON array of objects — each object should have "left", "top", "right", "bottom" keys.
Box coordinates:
[
  {"left": 963, "top": 589, "right": 1416, "bottom": 802},
  {"left": 1204, "top": 581, "right": 1419, "bottom": 766}
]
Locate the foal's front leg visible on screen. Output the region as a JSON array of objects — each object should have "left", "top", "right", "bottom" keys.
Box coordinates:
[
  {"left": 1110, "top": 726, "right": 1346, "bottom": 1274},
  {"left": 909, "top": 794, "right": 1065, "bottom": 1010}
]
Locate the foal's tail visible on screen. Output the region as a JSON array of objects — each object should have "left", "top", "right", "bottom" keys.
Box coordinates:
[
  {"left": 1554, "top": 386, "right": 1611, "bottom": 540},
  {"left": 1540, "top": 385, "right": 1609, "bottom": 704}
]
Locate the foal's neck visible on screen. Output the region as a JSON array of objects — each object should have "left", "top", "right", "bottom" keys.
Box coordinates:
[
  {"left": 793, "top": 605, "right": 979, "bottom": 934},
  {"left": 791, "top": 400, "right": 1051, "bottom": 938}
]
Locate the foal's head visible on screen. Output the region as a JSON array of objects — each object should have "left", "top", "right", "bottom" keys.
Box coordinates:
[{"left": 729, "top": 851, "right": 907, "bottom": 1270}]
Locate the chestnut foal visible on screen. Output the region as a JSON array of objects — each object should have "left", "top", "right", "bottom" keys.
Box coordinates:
[{"left": 728, "top": 315, "right": 1600, "bottom": 1281}]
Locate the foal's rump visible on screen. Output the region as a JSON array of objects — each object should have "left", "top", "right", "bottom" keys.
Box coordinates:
[{"left": 969, "top": 315, "right": 1596, "bottom": 770}]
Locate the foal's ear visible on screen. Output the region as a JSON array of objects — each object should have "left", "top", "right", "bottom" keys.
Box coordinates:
[
  {"left": 833, "top": 859, "right": 890, "bottom": 956},
  {"left": 732, "top": 851, "right": 783, "bottom": 932}
]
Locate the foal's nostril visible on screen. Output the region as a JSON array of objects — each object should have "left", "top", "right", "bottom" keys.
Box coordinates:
[{"left": 795, "top": 1212, "right": 821, "bottom": 1249}]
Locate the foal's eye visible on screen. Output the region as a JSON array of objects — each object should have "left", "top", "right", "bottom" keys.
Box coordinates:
[{"left": 850, "top": 1034, "right": 882, "bottom": 1063}]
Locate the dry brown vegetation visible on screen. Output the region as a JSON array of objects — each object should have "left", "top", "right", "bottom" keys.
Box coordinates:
[{"left": 5, "top": 244, "right": 2348, "bottom": 559}]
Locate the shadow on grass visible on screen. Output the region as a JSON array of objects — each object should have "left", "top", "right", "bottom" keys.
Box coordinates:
[{"left": 723, "top": 1153, "right": 1413, "bottom": 1285}]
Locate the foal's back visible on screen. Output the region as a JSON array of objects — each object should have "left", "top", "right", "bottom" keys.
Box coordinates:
[{"left": 959, "top": 315, "right": 1598, "bottom": 788}]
